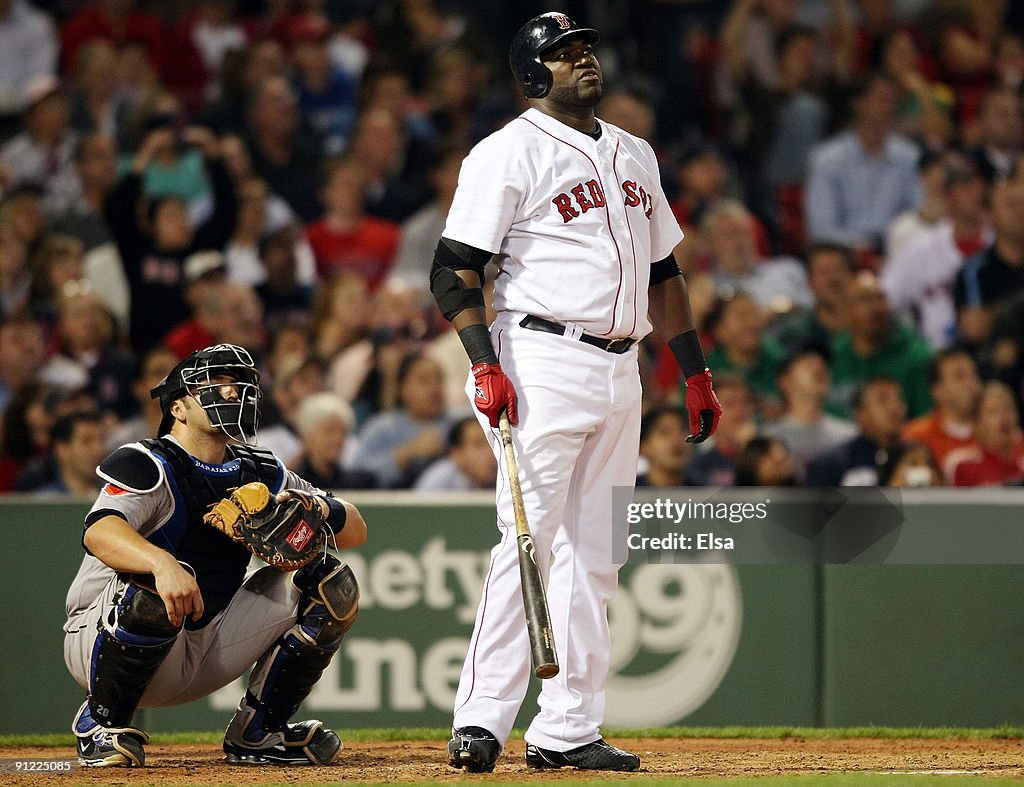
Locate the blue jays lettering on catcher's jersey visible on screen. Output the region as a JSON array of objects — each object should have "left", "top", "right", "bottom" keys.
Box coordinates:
[
  {"left": 65, "top": 437, "right": 318, "bottom": 630},
  {"left": 442, "top": 107, "right": 683, "bottom": 340}
]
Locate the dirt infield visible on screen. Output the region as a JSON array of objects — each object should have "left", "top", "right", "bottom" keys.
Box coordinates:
[{"left": 4, "top": 737, "right": 1024, "bottom": 784}]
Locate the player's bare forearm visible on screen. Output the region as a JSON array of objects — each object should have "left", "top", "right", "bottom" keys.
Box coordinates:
[
  {"left": 85, "top": 515, "right": 203, "bottom": 626},
  {"left": 327, "top": 501, "right": 367, "bottom": 550},
  {"left": 649, "top": 274, "right": 698, "bottom": 342},
  {"left": 85, "top": 515, "right": 185, "bottom": 576}
]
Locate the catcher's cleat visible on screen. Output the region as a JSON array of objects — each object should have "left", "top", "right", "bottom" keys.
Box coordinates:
[
  {"left": 525, "top": 739, "right": 640, "bottom": 771},
  {"left": 72, "top": 701, "right": 148, "bottom": 768},
  {"left": 223, "top": 719, "right": 342, "bottom": 765},
  {"left": 448, "top": 726, "right": 500, "bottom": 773}
]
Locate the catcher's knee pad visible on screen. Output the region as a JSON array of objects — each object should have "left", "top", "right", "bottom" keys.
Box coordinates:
[
  {"left": 89, "top": 583, "right": 180, "bottom": 728},
  {"left": 293, "top": 555, "right": 359, "bottom": 647},
  {"left": 229, "top": 558, "right": 358, "bottom": 740}
]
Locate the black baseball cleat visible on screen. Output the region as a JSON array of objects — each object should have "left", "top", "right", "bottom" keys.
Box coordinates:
[
  {"left": 72, "top": 701, "right": 148, "bottom": 767},
  {"left": 448, "top": 726, "right": 501, "bottom": 773},
  {"left": 224, "top": 719, "right": 342, "bottom": 765},
  {"left": 525, "top": 739, "right": 640, "bottom": 771}
]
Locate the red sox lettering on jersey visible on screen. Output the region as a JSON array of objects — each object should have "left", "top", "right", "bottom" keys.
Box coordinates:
[
  {"left": 552, "top": 180, "right": 652, "bottom": 223},
  {"left": 444, "top": 107, "right": 682, "bottom": 340}
]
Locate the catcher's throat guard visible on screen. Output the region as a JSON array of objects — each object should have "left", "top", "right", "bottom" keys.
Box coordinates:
[{"left": 151, "top": 344, "right": 262, "bottom": 444}]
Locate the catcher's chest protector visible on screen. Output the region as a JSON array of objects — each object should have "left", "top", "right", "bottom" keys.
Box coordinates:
[{"left": 139, "top": 438, "right": 283, "bottom": 627}]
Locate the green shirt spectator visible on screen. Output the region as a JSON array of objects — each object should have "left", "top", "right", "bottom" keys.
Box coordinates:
[{"left": 826, "top": 271, "right": 934, "bottom": 418}]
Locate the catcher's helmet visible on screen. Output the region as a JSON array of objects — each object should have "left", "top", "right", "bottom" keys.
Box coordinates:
[
  {"left": 509, "top": 12, "right": 599, "bottom": 99},
  {"left": 151, "top": 344, "right": 262, "bottom": 444}
]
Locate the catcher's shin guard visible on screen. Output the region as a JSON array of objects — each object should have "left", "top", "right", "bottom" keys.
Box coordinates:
[
  {"left": 224, "top": 556, "right": 358, "bottom": 765},
  {"left": 74, "top": 583, "right": 180, "bottom": 766}
]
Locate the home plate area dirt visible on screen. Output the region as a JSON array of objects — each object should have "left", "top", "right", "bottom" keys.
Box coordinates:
[{"left": 6, "top": 737, "right": 1024, "bottom": 784}]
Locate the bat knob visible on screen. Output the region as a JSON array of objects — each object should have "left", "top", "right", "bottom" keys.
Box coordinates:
[{"left": 535, "top": 663, "right": 559, "bottom": 679}]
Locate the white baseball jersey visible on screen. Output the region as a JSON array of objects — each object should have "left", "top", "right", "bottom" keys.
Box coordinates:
[
  {"left": 444, "top": 107, "right": 683, "bottom": 752},
  {"left": 443, "top": 107, "right": 683, "bottom": 339},
  {"left": 881, "top": 220, "right": 993, "bottom": 349}
]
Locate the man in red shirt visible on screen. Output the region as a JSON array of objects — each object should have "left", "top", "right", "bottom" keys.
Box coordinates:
[
  {"left": 902, "top": 348, "right": 981, "bottom": 480},
  {"left": 305, "top": 155, "right": 400, "bottom": 288},
  {"left": 61, "top": 0, "right": 166, "bottom": 77},
  {"left": 950, "top": 381, "right": 1024, "bottom": 486}
]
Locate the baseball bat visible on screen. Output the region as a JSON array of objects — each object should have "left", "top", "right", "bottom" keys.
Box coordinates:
[{"left": 498, "top": 409, "right": 559, "bottom": 679}]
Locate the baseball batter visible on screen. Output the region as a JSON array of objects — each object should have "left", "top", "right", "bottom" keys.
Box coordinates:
[
  {"left": 430, "top": 12, "right": 722, "bottom": 773},
  {"left": 63, "top": 344, "right": 366, "bottom": 767}
]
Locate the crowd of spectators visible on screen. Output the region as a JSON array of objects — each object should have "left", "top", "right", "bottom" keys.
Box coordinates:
[{"left": 0, "top": 0, "right": 1022, "bottom": 496}]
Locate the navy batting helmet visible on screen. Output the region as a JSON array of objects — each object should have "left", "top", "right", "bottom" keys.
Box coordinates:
[{"left": 509, "top": 12, "right": 599, "bottom": 99}]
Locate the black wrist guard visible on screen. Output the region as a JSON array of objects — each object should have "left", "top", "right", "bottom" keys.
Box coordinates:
[
  {"left": 668, "top": 329, "right": 707, "bottom": 379},
  {"left": 324, "top": 493, "right": 348, "bottom": 535},
  {"left": 458, "top": 324, "right": 498, "bottom": 365}
]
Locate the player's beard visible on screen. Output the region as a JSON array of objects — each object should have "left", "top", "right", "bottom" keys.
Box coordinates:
[{"left": 547, "top": 80, "right": 603, "bottom": 110}]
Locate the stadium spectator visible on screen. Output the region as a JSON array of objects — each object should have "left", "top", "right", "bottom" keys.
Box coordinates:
[
  {"left": 415, "top": 416, "right": 497, "bottom": 492},
  {"left": 703, "top": 199, "right": 812, "bottom": 315},
  {"left": 60, "top": 0, "right": 166, "bottom": 78},
  {"left": 772, "top": 242, "right": 854, "bottom": 350},
  {"left": 0, "top": 75, "right": 79, "bottom": 213},
  {"left": 883, "top": 150, "right": 951, "bottom": 260},
  {"left": 733, "top": 436, "right": 799, "bottom": 486},
  {"left": 311, "top": 269, "right": 371, "bottom": 364},
  {"left": 290, "top": 391, "right": 375, "bottom": 489},
  {"left": 48, "top": 132, "right": 118, "bottom": 252},
  {"left": 39, "top": 283, "right": 135, "bottom": 419},
  {"left": 0, "top": 220, "right": 31, "bottom": 318},
  {"left": 104, "top": 344, "right": 178, "bottom": 448},
  {"left": 955, "top": 177, "right": 1024, "bottom": 350},
  {"left": 0, "top": 311, "right": 45, "bottom": 414},
  {"left": 0, "top": 0, "right": 57, "bottom": 118},
  {"left": 763, "top": 345, "right": 857, "bottom": 475},
  {"left": 167, "top": 0, "right": 248, "bottom": 109},
  {"left": 21, "top": 411, "right": 106, "bottom": 496},
  {"left": 195, "top": 38, "right": 288, "bottom": 136},
  {"left": 804, "top": 71, "right": 921, "bottom": 258},
  {"left": 256, "top": 225, "right": 315, "bottom": 333},
  {"left": 827, "top": 270, "right": 933, "bottom": 419},
  {"left": 0, "top": 379, "right": 53, "bottom": 490},
  {"left": 872, "top": 28, "right": 955, "bottom": 152},
  {"left": 878, "top": 441, "right": 944, "bottom": 487},
  {"left": 66, "top": 40, "right": 128, "bottom": 138},
  {"left": 882, "top": 155, "right": 989, "bottom": 348},
  {"left": 806, "top": 376, "right": 907, "bottom": 486},
  {"left": 388, "top": 143, "right": 467, "bottom": 298},
  {"left": 305, "top": 155, "right": 400, "bottom": 288},
  {"left": 352, "top": 351, "right": 449, "bottom": 489},
  {"left": 245, "top": 75, "right": 323, "bottom": 221},
  {"left": 938, "top": 0, "right": 1008, "bottom": 126},
  {"left": 288, "top": 15, "right": 356, "bottom": 155},
  {"left": 966, "top": 86, "right": 1023, "bottom": 183},
  {"left": 163, "top": 251, "right": 228, "bottom": 359},
  {"left": 27, "top": 233, "right": 84, "bottom": 330},
  {"left": 725, "top": 19, "right": 830, "bottom": 248},
  {"left": 636, "top": 406, "right": 692, "bottom": 487},
  {"left": 949, "top": 380, "right": 1024, "bottom": 486},
  {"left": 703, "top": 290, "right": 786, "bottom": 413},
  {"left": 684, "top": 375, "right": 757, "bottom": 487},
  {"left": 105, "top": 125, "right": 237, "bottom": 352},
  {"left": 901, "top": 348, "right": 982, "bottom": 480},
  {"left": 348, "top": 106, "right": 431, "bottom": 223},
  {"left": 258, "top": 354, "right": 327, "bottom": 467}
]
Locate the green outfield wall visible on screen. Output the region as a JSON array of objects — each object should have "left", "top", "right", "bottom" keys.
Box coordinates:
[{"left": 1, "top": 493, "right": 1021, "bottom": 734}]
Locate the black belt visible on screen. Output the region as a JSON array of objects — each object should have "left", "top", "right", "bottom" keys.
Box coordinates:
[{"left": 519, "top": 315, "right": 636, "bottom": 354}]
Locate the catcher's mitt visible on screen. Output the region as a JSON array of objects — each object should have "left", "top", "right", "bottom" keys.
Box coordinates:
[{"left": 204, "top": 482, "right": 326, "bottom": 570}]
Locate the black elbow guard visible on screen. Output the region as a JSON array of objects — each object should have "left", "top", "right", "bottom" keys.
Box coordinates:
[
  {"left": 650, "top": 254, "right": 683, "bottom": 286},
  {"left": 430, "top": 262, "right": 485, "bottom": 321},
  {"left": 430, "top": 238, "right": 491, "bottom": 321}
]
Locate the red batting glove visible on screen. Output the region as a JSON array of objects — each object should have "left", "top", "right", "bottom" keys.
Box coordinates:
[
  {"left": 684, "top": 369, "right": 722, "bottom": 443},
  {"left": 472, "top": 362, "right": 518, "bottom": 428}
]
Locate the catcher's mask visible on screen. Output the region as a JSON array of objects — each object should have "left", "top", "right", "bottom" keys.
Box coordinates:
[
  {"left": 509, "top": 12, "right": 599, "bottom": 99},
  {"left": 151, "top": 344, "right": 262, "bottom": 444}
]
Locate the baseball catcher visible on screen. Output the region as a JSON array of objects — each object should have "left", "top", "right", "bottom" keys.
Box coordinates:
[{"left": 63, "top": 344, "right": 367, "bottom": 767}]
